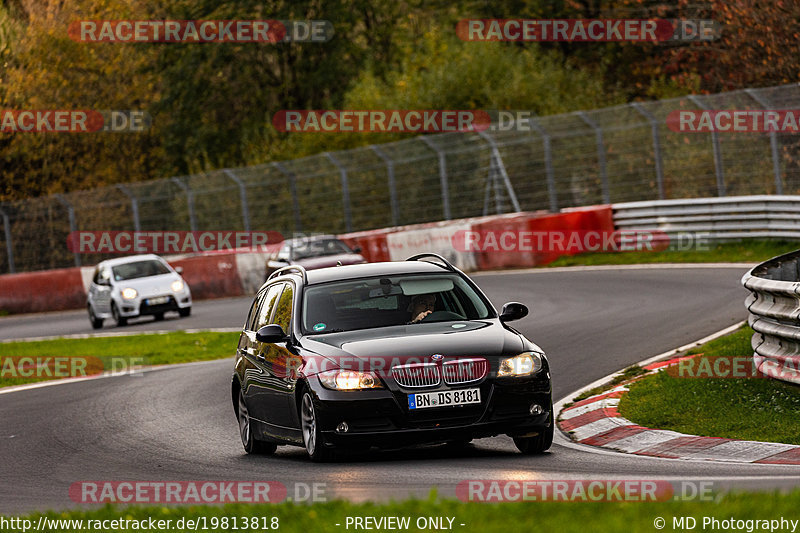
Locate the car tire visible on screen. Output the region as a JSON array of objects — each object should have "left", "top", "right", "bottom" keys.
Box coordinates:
[
  {"left": 513, "top": 403, "right": 554, "bottom": 455},
  {"left": 238, "top": 389, "right": 277, "bottom": 455},
  {"left": 179, "top": 307, "right": 191, "bottom": 318},
  {"left": 154, "top": 312, "right": 165, "bottom": 321},
  {"left": 111, "top": 302, "right": 128, "bottom": 327},
  {"left": 300, "top": 391, "right": 335, "bottom": 462},
  {"left": 88, "top": 305, "right": 103, "bottom": 330}
]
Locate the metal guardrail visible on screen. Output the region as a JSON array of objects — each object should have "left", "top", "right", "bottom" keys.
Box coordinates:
[
  {"left": 2, "top": 83, "right": 800, "bottom": 274},
  {"left": 614, "top": 195, "right": 800, "bottom": 240},
  {"left": 742, "top": 250, "right": 800, "bottom": 385}
]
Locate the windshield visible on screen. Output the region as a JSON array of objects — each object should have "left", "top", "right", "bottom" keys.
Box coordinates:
[
  {"left": 291, "top": 239, "right": 352, "bottom": 260},
  {"left": 302, "top": 274, "right": 492, "bottom": 334},
  {"left": 111, "top": 260, "right": 171, "bottom": 281}
]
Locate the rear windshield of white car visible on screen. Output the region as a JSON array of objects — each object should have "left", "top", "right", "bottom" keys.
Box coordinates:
[
  {"left": 112, "top": 260, "right": 171, "bottom": 281},
  {"left": 302, "top": 274, "right": 492, "bottom": 334}
]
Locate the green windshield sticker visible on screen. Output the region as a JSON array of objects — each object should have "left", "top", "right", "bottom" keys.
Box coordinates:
[{"left": 313, "top": 323, "right": 326, "bottom": 331}]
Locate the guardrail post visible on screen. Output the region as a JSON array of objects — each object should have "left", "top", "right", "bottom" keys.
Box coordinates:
[
  {"left": 421, "top": 136, "right": 451, "bottom": 220},
  {"left": 0, "top": 205, "right": 15, "bottom": 273},
  {"left": 631, "top": 103, "right": 666, "bottom": 200},
  {"left": 688, "top": 95, "right": 726, "bottom": 197},
  {"left": 115, "top": 184, "right": 141, "bottom": 232},
  {"left": 369, "top": 145, "right": 399, "bottom": 226},
  {"left": 324, "top": 152, "right": 353, "bottom": 233},
  {"left": 170, "top": 177, "right": 197, "bottom": 232},
  {"left": 222, "top": 169, "right": 251, "bottom": 232},
  {"left": 745, "top": 89, "right": 783, "bottom": 195},
  {"left": 273, "top": 162, "right": 303, "bottom": 232},
  {"left": 476, "top": 130, "right": 522, "bottom": 213},
  {"left": 527, "top": 118, "right": 558, "bottom": 212},
  {"left": 577, "top": 112, "right": 610, "bottom": 204},
  {"left": 55, "top": 194, "right": 81, "bottom": 267}
]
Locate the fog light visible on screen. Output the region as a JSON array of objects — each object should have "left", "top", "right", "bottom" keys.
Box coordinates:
[
  {"left": 530, "top": 404, "right": 544, "bottom": 416},
  {"left": 336, "top": 422, "right": 349, "bottom": 433}
]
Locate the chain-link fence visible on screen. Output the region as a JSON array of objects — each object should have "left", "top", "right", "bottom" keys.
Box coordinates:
[{"left": 2, "top": 83, "right": 800, "bottom": 274}]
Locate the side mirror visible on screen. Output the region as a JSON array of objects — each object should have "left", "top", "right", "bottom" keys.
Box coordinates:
[
  {"left": 175, "top": 266, "right": 184, "bottom": 275},
  {"left": 352, "top": 246, "right": 362, "bottom": 254},
  {"left": 499, "top": 302, "right": 528, "bottom": 322},
  {"left": 256, "top": 324, "right": 288, "bottom": 343}
]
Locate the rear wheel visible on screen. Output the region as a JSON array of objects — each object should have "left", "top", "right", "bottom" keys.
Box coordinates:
[
  {"left": 111, "top": 302, "right": 127, "bottom": 327},
  {"left": 238, "top": 389, "right": 277, "bottom": 455},
  {"left": 88, "top": 305, "right": 103, "bottom": 329},
  {"left": 513, "top": 403, "right": 554, "bottom": 455},
  {"left": 301, "top": 391, "right": 335, "bottom": 462},
  {"left": 179, "top": 307, "right": 191, "bottom": 318}
]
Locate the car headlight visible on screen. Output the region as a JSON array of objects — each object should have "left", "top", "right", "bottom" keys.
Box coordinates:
[
  {"left": 498, "top": 352, "right": 543, "bottom": 377},
  {"left": 171, "top": 280, "right": 185, "bottom": 292},
  {"left": 121, "top": 288, "right": 138, "bottom": 300},
  {"left": 319, "top": 370, "right": 383, "bottom": 390}
]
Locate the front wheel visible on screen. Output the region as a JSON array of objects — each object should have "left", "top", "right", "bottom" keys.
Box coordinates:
[
  {"left": 111, "top": 302, "right": 127, "bottom": 327},
  {"left": 238, "top": 389, "right": 277, "bottom": 455},
  {"left": 300, "top": 391, "right": 335, "bottom": 462},
  {"left": 178, "top": 307, "right": 191, "bottom": 318},
  {"left": 88, "top": 305, "right": 103, "bottom": 329},
  {"left": 513, "top": 404, "right": 554, "bottom": 455}
]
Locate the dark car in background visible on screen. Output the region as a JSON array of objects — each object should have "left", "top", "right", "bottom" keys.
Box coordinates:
[
  {"left": 264, "top": 235, "right": 367, "bottom": 282},
  {"left": 233, "top": 254, "right": 552, "bottom": 462}
]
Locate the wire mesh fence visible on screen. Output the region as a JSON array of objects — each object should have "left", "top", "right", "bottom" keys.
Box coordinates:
[{"left": 2, "top": 83, "right": 799, "bottom": 273}]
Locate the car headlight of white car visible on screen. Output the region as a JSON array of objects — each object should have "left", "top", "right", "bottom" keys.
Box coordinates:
[
  {"left": 121, "top": 288, "right": 138, "bottom": 300},
  {"left": 171, "top": 280, "right": 185, "bottom": 292},
  {"left": 498, "top": 352, "right": 543, "bottom": 377}
]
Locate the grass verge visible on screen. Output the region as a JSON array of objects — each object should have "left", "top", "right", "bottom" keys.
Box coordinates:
[
  {"left": 619, "top": 327, "right": 800, "bottom": 444},
  {"left": 7, "top": 493, "right": 800, "bottom": 533},
  {"left": 545, "top": 239, "right": 798, "bottom": 267},
  {"left": 0, "top": 331, "right": 239, "bottom": 388}
]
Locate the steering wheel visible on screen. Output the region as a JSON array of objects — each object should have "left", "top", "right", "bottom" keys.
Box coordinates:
[{"left": 420, "top": 310, "right": 466, "bottom": 322}]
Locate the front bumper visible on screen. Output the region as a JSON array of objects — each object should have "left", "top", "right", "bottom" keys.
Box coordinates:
[
  {"left": 306, "top": 374, "right": 552, "bottom": 448},
  {"left": 117, "top": 292, "right": 192, "bottom": 317}
]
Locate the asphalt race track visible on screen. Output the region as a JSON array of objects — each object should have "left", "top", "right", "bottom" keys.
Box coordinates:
[{"left": 2, "top": 265, "right": 799, "bottom": 513}]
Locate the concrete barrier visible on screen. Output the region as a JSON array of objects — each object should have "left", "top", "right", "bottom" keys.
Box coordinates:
[{"left": 0, "top": 267, "right": 86, "bottom": 314}]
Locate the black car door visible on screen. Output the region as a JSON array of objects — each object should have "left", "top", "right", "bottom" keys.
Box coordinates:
[{"left": 243, "top": 283, "right": 284, "bottom": 423}]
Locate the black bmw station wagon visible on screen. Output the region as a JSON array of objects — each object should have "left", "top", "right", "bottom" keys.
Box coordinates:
[{"left": 232, "top": 254, "right": 552, "bottom": 461}]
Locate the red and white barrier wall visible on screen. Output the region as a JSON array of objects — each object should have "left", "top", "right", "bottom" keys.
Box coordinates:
[{"left": 0, "top": 207, "right": 613, "bottom": 314}]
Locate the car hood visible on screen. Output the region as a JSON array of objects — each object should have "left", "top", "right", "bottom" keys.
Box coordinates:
[
  {"left": 113, "top": 273, "right": 182, "bottom": 297},
  {"left": 300, "top": 320, "right": 536, "bottom": 371},
  {"left": 294, "top": 254, "right": 366, "bottom": 270}
]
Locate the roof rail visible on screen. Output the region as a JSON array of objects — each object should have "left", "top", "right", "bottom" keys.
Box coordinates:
[
  {"left": 268, "top": 264, "right": 308, "bottom": 284},
  {"left": 405, "top": 253, "right": 456, "bottom": 271}
]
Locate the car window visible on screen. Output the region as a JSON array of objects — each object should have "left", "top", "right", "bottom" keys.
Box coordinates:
[
  {"left": 292, "top": 239, "right": 351, "bottom": 260},
  {"left": 302, "top": 274, "right": 491, "bottom": 334},
  {"left": 245, "top": 289, "right": 267, "bottom": 330},
  {"left": 111, "top": 260, "right": 171, "bottom": 281},
  {"left": 272, "top": 283, "right": 294, "bottom": 333},
  {"left": 255, "top": 283, "right": 284, "bottom": 330}
]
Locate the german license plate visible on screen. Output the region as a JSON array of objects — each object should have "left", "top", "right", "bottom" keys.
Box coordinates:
[
  {"left": 147, "top": 296, "right": 169, "bottom": 305},
  {"left": 408, "top": 388, "right": 481, "bottom": 410}
]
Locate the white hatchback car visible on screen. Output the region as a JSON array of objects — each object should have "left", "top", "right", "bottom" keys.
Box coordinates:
[{"left": 87, "top": 254, "right": 192, "bottom": 328}]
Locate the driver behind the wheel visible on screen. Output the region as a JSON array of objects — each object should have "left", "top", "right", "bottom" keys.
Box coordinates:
[{"left": 408, "top": 293, "right": 436, "bottom": 323}]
